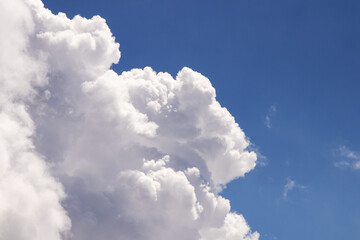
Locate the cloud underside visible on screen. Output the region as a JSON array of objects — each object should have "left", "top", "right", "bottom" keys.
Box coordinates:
[{"left": 0, "top": 0, "right": 259, "bottom": 239}]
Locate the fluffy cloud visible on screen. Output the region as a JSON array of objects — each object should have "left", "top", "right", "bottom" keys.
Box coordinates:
[{"left": 0, "top": 0, "right": 259, "bottom": 239}]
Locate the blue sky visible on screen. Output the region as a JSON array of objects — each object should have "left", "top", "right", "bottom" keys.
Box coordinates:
[{"left": 42, "top": 0, "right": 360, "bottom": 239}]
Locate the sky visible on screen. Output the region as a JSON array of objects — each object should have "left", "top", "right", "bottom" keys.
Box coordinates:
[{"left": 1, "top": 0, "right": 360, "bottom": 239}]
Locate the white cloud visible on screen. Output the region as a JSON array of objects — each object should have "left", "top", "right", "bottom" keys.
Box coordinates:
[
  {"left": 283, "top": 177, "right": 305, "bottom": 199},
  {"left": 334, "top": 145, "right": 360, "bottom": 170},
  {"left": 338, "top": 145, "right": 360, "bottom": 159},
  {"left": 264, "top": 104, "right": 276, "bottom": 129},
  {"left": 0, "top": 1, "right": 70, "bottom": 239},
  {"left": 0, "top": 0, "right": 259, "bottom": 239},
  {"left": 200, "top": 213, "right": 260, "bottom": 240}
]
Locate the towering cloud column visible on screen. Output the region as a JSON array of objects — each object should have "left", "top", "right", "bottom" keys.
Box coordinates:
[{"left": 0, "top": 0, "right": 259, "bottom": 239}]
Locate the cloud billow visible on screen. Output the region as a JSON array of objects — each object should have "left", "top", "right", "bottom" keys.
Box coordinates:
[{"left": 0, "top": 0, "right": 259, "bottom": 239}]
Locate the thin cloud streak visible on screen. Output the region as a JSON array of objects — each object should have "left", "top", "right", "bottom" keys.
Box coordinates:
[
  {"left": 264, "top": 105, "right": 277, "bottom": 129},
  {"left": 283, "top": 177, "right": 305, "bottom": 199}
]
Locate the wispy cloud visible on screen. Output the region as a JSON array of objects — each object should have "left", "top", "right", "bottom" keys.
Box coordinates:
[
  {"left": 283, "top": 177, "right": 305, "bottom": 199},
  {"left": 248, "top": 144, "right": 268, "bottom": 167},
  {"left": 262, "top": 233, "right": 278, "bottom": 240},
  {"left": 334, "top": 145, "right": 360, "bottom": 170},
  {"left": 338, "top": 145, "right": 360, "bottom": 159},
  {"left": 264, "top": 104, "right": 277, "bottom": 129}
]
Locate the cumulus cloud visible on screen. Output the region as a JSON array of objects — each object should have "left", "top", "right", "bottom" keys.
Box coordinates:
[
  {"left": 334, "top": 145, "right": 360, "bottom": 170},
  {"left": 283, "top": 177, "right": 305, "bottom": 199},
  {"left": 0, "top": 0, "right": 259, "bottom": 239}
]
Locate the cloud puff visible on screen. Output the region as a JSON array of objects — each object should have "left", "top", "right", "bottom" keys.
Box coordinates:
[{"left": 0, "top": 0, "right": 259, "bottom": 239}]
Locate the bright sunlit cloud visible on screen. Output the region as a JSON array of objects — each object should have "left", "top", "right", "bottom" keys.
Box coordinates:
[{"left": 0, "top": 0, "right": 259, "bottom": 239}]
